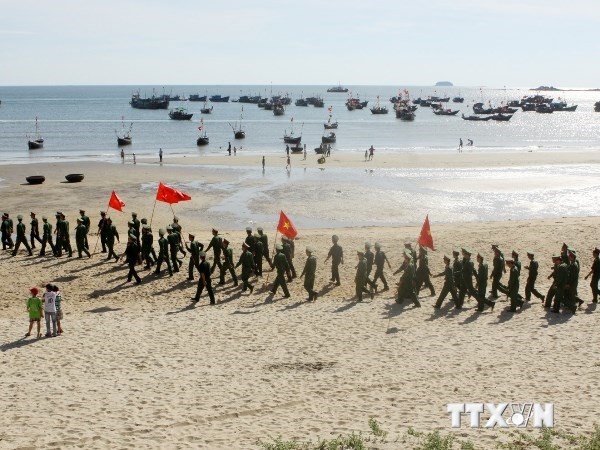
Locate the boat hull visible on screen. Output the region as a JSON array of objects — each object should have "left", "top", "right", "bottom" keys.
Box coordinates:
[
  {"left": 117, "top": 137, "right": 132, "bottom": 146},
  {"left": 196, "top": 137, "right": 209, "bottom": 146}
]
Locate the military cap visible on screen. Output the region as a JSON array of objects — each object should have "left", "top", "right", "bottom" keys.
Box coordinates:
[
  {"left": 142, "top": 224, "right": 151, "bottom": 230},
  {"left": 357, "top": 249, "right": 365, "bottom": 255},
  {"left": 30, "top": 212, "right": 36, "bottom": 215},
  {"left": 159, "top": 228, "right": 165, "bottom": 235},
  {"left": 141, "top": 218, "right": 148, "bottom": 224},
  {"left": 188, "top": 232, "right": 195, "bottom": 237},
  {"left": 552, "top": 254, "right": 561, "bottom": 260},
  {"left": 257, "top": 227, "right": 263, "bottom": 232},
  {"left": 477, "top": 252, "right": 484, "bottom": 258},
  {"left": 512, "top": 250, "right": 519, "bottom": 256},
  {"left": 332, "top": 234, "right": 339, "bottom": 242},
  {"left": 243, "top": 242, "right": 251, "bottom": 248},
  {"left": 364, "top": 242, "right": 371, "bottom": 248},
  {"left": 199, "top": 251, "right": 206, "bottom": 258},
  {"left": 526, "top": 250, "right": 535, "bottom": 256},
  {"left": 245, "top": 226, "right": 252, "bottom": 231},
  {"left": 128, "top": 220, "right": 134, "bottom": 225},
  {"left": 452, "top": 249, "right": 460, "bottom": 255},
  {"left": 505, "top": 258, "right": 514, "bottom": 263},
  {"left": 593, "top": 247, "right": 600, "bottom": 253},
  {"left": 79, "top": 209, "right": 85, "bottom": 213},
  {"left": 253, "top": 233, "right": 260, "bottom": 239},
  {"left": 173, "top": 216, "right": 178, "bottom": 221},
  {"left": 461, "top": 248, "right": 471, "bottom": 255},
  {"left": 223, "top": 239, "right": 230, "bottom": 245},
  {"left": 17, "top": 214, "right": 23, "bottom": 220},
  {"left": 100, "top": 211, "right": 106, "bottom": 215},
  {"left": 76, "top": 218, "right": 82, "bottom": 222},
  {"left": 56, "top": 211, "right": 62, "bottom": 216},
  {"left": 275, "top": 243, "right": 283, "bottom": 251},
  {"left": 404, "top": 242, "right": 412, "bottom": 247},
  {"left": 166, "top": 225, "right": 173, "bottom": 231},
  {"left": 306, "top": 246, "right": 314, "bottom": 253},
  {"left": 281, "top": 235, "right": 289, "bottom": 241},
  {"left": 131, "top": 212, "right": 138, "bottom": 216},
  {"left": 59, "top": 212, "right": 65, "bottom": 218},
  {"left": 443, "top": 254, "right": 450, "bottom": 261},
  {"left": 42, "top": 215, "right": 47, "bottom": 220},
  {"left": 491, "top": 244, "right": 499, "bottom": 249},
  {"left": 212, "top": 228, "right": 218, "bottom": 233},
  {"left": 374, "top": 242, "right": 381, "bottom": 249}
]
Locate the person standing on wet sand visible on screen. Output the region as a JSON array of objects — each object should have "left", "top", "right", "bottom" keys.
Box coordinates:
[
  {"left": 325, "top": 235, "right": 343, "bottom": 286},
  {"left": 121, "top": 148, "right": 125, "bottom": 162},
  {"left": 369, "top": 145, "right": 374, "bottom": 160},
  {"left": 262, "top": 155, "right": 265, "bottom": 169},
  {"left": 159, "top": 148, "right": 163, "bottom": 163}
]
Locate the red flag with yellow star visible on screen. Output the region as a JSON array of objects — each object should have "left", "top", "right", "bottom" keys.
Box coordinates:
[
  {"left": 418, "top": 214, "right": 434, "bottom": 250},
  {"left": 277, "top": 210, "right": 297, "bottom": 239}
]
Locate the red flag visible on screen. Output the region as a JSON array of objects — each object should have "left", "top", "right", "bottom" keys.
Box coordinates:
[
  {"left": 156, "top": 182, "right": 191, "bottom": 204},
  {"left": 108, "top": 190, "right": 125, "bottom": 212},
  {"left": 418, "top": 214, "right": 434, "bottom": 250},
  {"left": 277, "top": 210, "right": 297, "bottom": 239}
]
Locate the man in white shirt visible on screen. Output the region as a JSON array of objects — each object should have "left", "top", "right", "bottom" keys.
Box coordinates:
[{"left": 43, "top": 283, "right": 57, "bottom": 337}]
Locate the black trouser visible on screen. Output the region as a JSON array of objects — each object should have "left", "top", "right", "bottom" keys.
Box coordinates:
[
  {"left": 40, "top": 235, "right": 56, "bottom": 256},
  {"left": 30, "top": 232, "right": 42, "bottom": 248},
  {"left": 100, "top": 233, "right": 108, "bottom": 252},
  {"left": 491, "top": 274, "right": 502, "bottom": 296},
  {"left": 551, "top": 287, "right": 568, "bottom": 312},
  {"left": 545, "top": 285, "right": 556, "bottom": 308},
  {"left": 61, "top": 236, "right": 72, "bottom": 257},
  {"left": 286, "top": 257, "right": 296, "bottom": 278},
  {"left": 170, "top": 246, "right": 181, "bottom": 272},
  {"left": 397, "top": 287, "right": 421, "bottom": 307},
  {"left": 12, "top": 236, "right": 32, "bottom": 255},
  {"left": 254, "top": 254, "right": 263, "bottom": 276},
  {"left": 509, "top": 293, "right": 523, "bottom": 311},
  {"left": 372, "top": 266, "right": 388, "bottom": 289},
  {"left": 210, "top": 253, "right": 223, "bottom": 274},
  {"left": 76, "top": 239, "right": 90, "bottom": 258},
  {"left": 476, "top": 283, "right": 495, "bottom": 311},
  {"left": 106, "top": 241, "right": 118, "bottom": 261},
  {"left": 143, "top": 253, "right": 154, "bottom": 269},
  {"left": 263, "top": 251, "right": 273, "bottom": 268},
  {"left": 415, "top": 269, "right": 435, "bottom": 295},
  {"left": 272, "top": 272, "right": 289, "bottom": 296},
  {"left": 356, "top": 281, "right": 370, "bottom": 301},
  {"left": 591, "top": 276, "right": 599, "bottom": 303},
  {"left": 365, "top": 269, "right": 376, "bottom": 290},
  {"left": 188, "top": 258, "right": 200, "bottom": 279},
  {"left": 2, "top": 231, "right": 12, "bottom": 249},
  {"left": 435, "top": 283, "right": 458, "bottom": 308},
  {"left": 525, "top": 277, "right": 544, "bottom": 301},
  {"left": 304, "top": 279, "right": 317, "bottom": 300},
  {"left": 127, "top": 262, "right": 141, "bottom": 283},
  {"left": 219, "top": 263, "right": 237, "bottom": 284},
  {"left": 458, "top": 281, "right": 479, "bottom": 308},
  {"left": 155, "top": 255, "right": 172, "bottom": 275},
  {"left": 241, "top": 272, "right": 253, "bottom": 291},
  {"left": 194, "top": 279, "right": 215, "bottom": 303},
  {"left": 331, "top": 262, "right": 341, "bottom": 284}
]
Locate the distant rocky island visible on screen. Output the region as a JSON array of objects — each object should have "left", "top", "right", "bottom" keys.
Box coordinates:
[
  {"left": 435, "top": 81, "right": 453, "bottom": 87},
  {"left": 532, "top": 85, "right": 600, "bottom": 92}
]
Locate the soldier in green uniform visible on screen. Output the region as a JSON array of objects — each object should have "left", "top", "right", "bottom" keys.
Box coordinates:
[
  {"left": 253, "top": 234, "right": 264, "bottom": 276},
  {"left": 79, "top": 209, "right": 90, "bottom": 249},
  {"left": 119, "top": 235, "right": 142, "bottom": 284},
  {"left": 490, "top": 245, "right": 504, "bottom": 298},
  {"left": 452, "top": 249, "right": 463, "bottom": 295},
  {"left": 127, "top": 220, "right": 138, "bottom": 244},
  {"left": 396, "top": 251, "right": 421, "bottom": 307},
  {"left": 141, "top": 218, "right": 157, "bottom": 261},
  {"left": 567, "top": 249, "right": 583, "bottom": 309},
  {"left": 29, "top": 212, "right": 42, "bottom": 249},
  {"left": 141, "top": 225, "right": 155, "bottom": 269},
  {"left": 105, "top": 217, "right": 120, "bottom": 262},
  {"left": 506, "top": 258, "right": 524, "bottom": 312},
  {"left": 11, "top": 215, "right": 33, "bottom": 256},
  {"left": 324, "top": 235, "right": 343, "bottom": 286},
  {"left": 5, "top": 213, "right": 14, "bottom": 248},
  {"left": 415, "top": 245, "right": 435, "bottom": 297},
  {"left": 185, "top": 232, "right": 203, "bottom": 280},
  {"left": 130, "top": 212, "right": 141, "bottom": 246},
  {"left": 75, "top": 218, "right": 91, "bottom": 258},
  {"left": 584, "top": 247, "right": 600, "bottom": 303},
  {"left": 39, "top": 215, "right": 56, "bottom": 256},
  {"left": 300, "top": 246, "right": 318, "bottom": 301},
  {"left": 372, "top": 242, "right": 391, "bottom": 291},
  {"left": 282, "top": 236, "right": 296, "bottom": 280},
  {"left": 1, "top": 213, "right": 11, "bottom": 250},
  {"left": 457, "top": 248, "right": 481, "bottom": 308},
  {"left": 524, "top": 251, "right": 545, "bottom": 302},
  {"left": 54, "top": 213, "right": 63, "bottom": 256},
  {"left": 474, "top": 252, "right": 495, "bottom": 311},
  {"left": 166, "top": 226, "right": 182, "bottom": 272},
  {"left": 194, "top": 252, "right": 216, "bottom": 304},
  {"left": 206, "top": 228, "right": 223, "bottom": 275},
  {"left": 545, "top": 255, "right": 559, "bottom": 308},
  {"left": 236, "top": 242, "right": 255, "bottom": 293},
  {"left": 59, "top": 213, "right": 73, "bottom": 257},
  {"left": 364, "top": 242, "right": 377, "bottom": 291},
  {"left": 269, "top": 243, "right": 290, "bottom": 297},
  {"left": 244, "top": 227, "right": 255, "bottom": 253},
  {"left": 355, "top": 249, "right": 373, "bottom": 302},
  {"left": 257, "top": 227, "right": 273, "bottom": 268},
  {"left": 155, "top": 228, "right": 173, "bottom": 276},
  {"left": 98, "top": 211, "right": 109, "bottom": 253},
  {"left": 433, "top": 255, "right": 459, "bottom": 308},
  {"left": 219, "top": 239, "right": 238, "bottom": 286},
  {"left": 512, "top": 250, "right": 521, "bottom": 274},
  {"left": 171, "top": 216, "right": 186, "bottom": 257}
]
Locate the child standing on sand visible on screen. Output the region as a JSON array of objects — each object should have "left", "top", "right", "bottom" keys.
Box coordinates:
[
  {"left": 53, "top": 285, "right": 64, "bottom": 335},
  {"left": 42, "top": 283, "right": 57, "bottom": 337},
  {"left": 26, "top": 287, "right": 43, "bottom": 338}
]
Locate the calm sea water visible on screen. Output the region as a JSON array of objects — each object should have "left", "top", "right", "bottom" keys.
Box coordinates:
[{"left": 1, "top": 85, "right": 600, "bottom": 164}]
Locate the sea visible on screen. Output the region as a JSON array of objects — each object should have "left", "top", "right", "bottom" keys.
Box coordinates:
[{"left": 1, "top": 85, "right": 600, "bottom": 163}]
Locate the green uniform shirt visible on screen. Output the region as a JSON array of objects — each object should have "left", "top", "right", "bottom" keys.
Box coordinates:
[
  {"left": 142, "top": 232, "right": 153, "bottom": 253},
  {"left": 158, "top": 236, "right": 169, "bottom": 258},
  {"left": 167, "top": 232, "right": 179, "bottom": 249},
  {"left": 259, "top": 233, "right": 269, "bottom": 254},
  {"left": 508, "top": 265, "right": 520, "bottom": 296},
  {"left": 224, "top": 247, "right": 234, "bottom": 267},
  {"left": 16, "top": 222, "right": 26, "bottom": 238},
  {"left": 355, "top": 257, "right": 367, "bottom": 284},
  {"left": 302, "top": 255, "right": 317, "bottom": 284},
  {"left": 555, "top": 263, "right": 568, "bottom": 288},
  {"left": 75, "top": 224, "right": 87, "bottom": 240},
  {"left": 237, "top": 249, "right": 255, "bottom": 275},
  {"left": 188, "top": 240, "right": 201, "bottom": 262},
  {"left": 43, "top": 222, "right": 52, "bottom": 237},
  {"left": 206, "top": 235, "right": 223, "bottom": 255},
  {"left": 254, "top": 240, "right": 264, "bottom": 257},
  {"left": 80, "top": 215, "right": 90, "bottom": 231},
  {"left": 273, "top": 252, "right": 289, "bottom": 274}
]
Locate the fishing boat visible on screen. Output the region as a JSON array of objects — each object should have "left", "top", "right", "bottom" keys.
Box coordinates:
[
  {"left": 461, "top": 114, "right": 491, "bottom": 121},
  {"left": 550, "top": 100, "right": 577, "bottom": 112},
  {"left": 489, "top": 113, "right": 513, "bottom": 121},
  {"left": 130, "top": 90, "right": 169, "bottom": 109},
  {"left": 324, "top": 107, "right": 338, "bottom": 129},
  {"left": 370, "top": 96, "right": 388, "bottom": 114},
  {"left": 169, "top": 107, "right": 193, "bottom": 120},
  {"left": 283, "top": 118, "right": 302, "bottom": 144},
  {"left": 189, "top": 94, "right": 207, "bottom": 102},
  {"left": 115, "top": 117, "right": 133, "bottom": 146},
  {"left": 273, "top": 103, "right": 285, "bottom": 116},
  {"left": 433, "top": 108, "right": 459, "bottom": 116},
  {"left": 535, "top": 104, "right": 554, "bottom": 114},
  {"left": 289, "top": 144, "right": 304, "bottom": 153},
  {"left": 396, "top": 109, "right": 415, "bottom": 121},
  {"left": 327, "top": 84, "right": 349, "bottom": 93},
  {"left": 209, "top": 95, "right": 229, "bottom": 102},
  {"left": 27, "top": 117, "right": 44, "bottom": 149},
  {"left": 452, "top": 96, "right": 464, "bottom": 103},
  {"left": 322, "top": 132, "right": 336, "bottom": 144},
  {"left": 313, "top": 96, "right": 324, "bottom": 107},
  {"left": 200, "top": 99, "right": 213, "bottom": 114},
  {"left": 229, "top": 109, "right": 246, "bottom": 139},
  {"left": 196, "top": 119, "right": 209, "bottom": 146},
  {"left": 314, "top": 143, "right": 328, "bottom": 154},
  {"left": 295, "top": 94, "right": 308, "bottom": 107},
  {"left": 595, "top": 101, "right": 600, "bottom": 112}
]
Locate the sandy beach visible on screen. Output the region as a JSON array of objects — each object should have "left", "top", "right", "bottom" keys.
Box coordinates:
[{"left": 1, "top": 152, "right": 600, "bottom": 449}]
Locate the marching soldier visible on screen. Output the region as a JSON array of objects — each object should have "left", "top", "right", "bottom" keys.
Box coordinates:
[
  {"left": 131, "top": 212, "right": 141, "bottom": 245},
  {"left": 404, "top": 242, "right": 417, "bottom": 264},
  {"left": 506, "top": 258, "right": 524, "bottom": 312},
  {"left": 75, "top": 218, "right": 91, "bottom": 258},
  {"left": 120, "top": 235, "right": 142, "bottom": 284},
  {"left": 300, "top": 246, "right": 318, "bottom": 301},
  {"left": 324, "top": 235, "right": 343, "bottom": 286},
  {"left": 186, "top": 233, "right": 203, "bottom": 280},
  {"left": 474, "top": 252, "right": 495, "bottom": 311},
  {"left": 155, "top": 228, "right": 173, "bottom": 276},
  {"left": 193, "top": 252, "right": 215, "bottom": 304},
  {"left": 433, "top": 255, "right": 459, "bottom": 308},
  {"left": 584, "top": 247, "right": 600, "bottom": 303},
  {"left": 98, "top": 211, "right": 109, "bottom": 253},
  {"left": 396, "top": 251, "right": 421, "bottom": 307},
  {"left": 452, "top": 249, "right": 463, "bottom": 294},
  {"left": 59, "top": 213, "right": 73, "bottom": 257},
  {"left": 257, "top": 227, "right": 273, "bottom": 268},
  {"left": 79, "top": 209, "right": 90, "bottom": 249},
  {"left": 54, "top": 213, "right": 63, "bottom": 256},
  {"left": 269, "top": 243, "right": 290, "bottom": 297},
  {"left": 29, "top": 212, "right": 42, "bottom": 249},
  {"left": 105, "top": 217, "right": 120, "bottom": 262},
  {"left": 568, "top": 249, "right": 583, "bottom": 309},
  {"left": 415, "top": 245, "right": 435, "bottom": 297},
  {"left": 141, "top": 218, "right": 157, "bottom": 261},
  {"left": 372, "top": 242, "right": 391, "bottom": 291},
  {"left": 524, "top": 251, "right": 545, "bottom": 302},
  {"left": 1, "top": 213, "right": 12, "bottom": 250},
  {"left": 282, "top": 236, "right": 296, "bottom": 280},
  {"left": 364, "top": 242, "right": 377, "bottom": 291},
  {"left": 166, "top": 226, "right": 182, "bottom": 272},
  {"left": 253, "top": 234, "right": 264, "bottom": 276},
  {"left": 490, "top": 245, "right": 504, "bottom": 297},
  {"left": 39, "top": 216, "right": 56, "bottom": 257},
  {"left": 457, "top": 248, "right": 479, "bottom": 308},
  {"left": 127, "top": 220, "right": 138, "bottom": 244},
  {"left": 206, "top": 228, "right": 223, "bottom": 275},
  {"left": 512, "top": 250, "right": 521, "bottom": 274},
  {"left": 11, "top": 215, "right": 33, "bottom": 256},
  {"left": 244, "top": 227, "right": 255, "bottom": 253},
  {"left": 219, "top": 239, "right": 238, "bottom": 285},
  {"left": 5, "top": 213, "right": 14, "bottom": 248},
  {"left": 236, "top": 242, "right": 255, "bottom": 293},
  {"left": 355, "top": 249, "right": 373, "bottom": 302},
  {"left": 171, "top": 216, "right": 186, "bottom": 257},
  {"left": 141, "top": 225, "right": 155, "bottom": 269}
]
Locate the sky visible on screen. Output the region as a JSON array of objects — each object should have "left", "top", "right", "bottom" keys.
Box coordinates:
[{"left": 0, "top": 0, "right": 599, "bottom": 87}]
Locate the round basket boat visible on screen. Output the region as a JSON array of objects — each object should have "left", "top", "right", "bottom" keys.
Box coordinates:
[
  {"left": 65, "top": 173, "right": 84, "bottom": 183},
  {"left": 26, "top": 175, "right": 45, "bottom": 185}
]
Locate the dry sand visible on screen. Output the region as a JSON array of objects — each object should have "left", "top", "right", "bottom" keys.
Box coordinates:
[{"left": 1, "top": 155, "right": 599, "bottom": 449}]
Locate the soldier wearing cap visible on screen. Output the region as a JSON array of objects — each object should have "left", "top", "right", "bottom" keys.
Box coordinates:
[
  {"left": 433, "top": 255, "right": 458, "bottom": 308},
  {"left": 127, "top": 220, "right": 138, "bottom": 244},
  {"left": 98, "top": 211, "right": 109, "bottom": 253},
  {"left": 29, "top": 212, "right": 42, "bottom": 249},
  {"left": 451, "top": 249, "right": 463, "bottom": 293},
  {"left": 59, "top": 212, "right": 73, "bottom": 257},
  {"left": 185, "top": 233, "right": 203, "bottom": 280},
  {"left": 372, "top": 242, "right": 391, "bottom": 291},
  {"left": 281, "top": 235, "right": 296, "bottom": 281},
  {"left": 54, "top": 213, "right": 64, "bottom": 257},
  {"left": 257, "top": 227, "right": 273, "bottom": 268},
  {"left": 560, "top": 243, "right": 570, "bottom": 265},
  {"left": 490, "top": 245, "right": 504, "bottom": 298},
  {"left": 506, "top": 258, "right": 524, "bottom": 312},
  {"left": 75, "top": 218, "right": 91, "bottom": 258},
  {"left": 355, "top": 249, "right": 372, "bottom": 302},
  {"left": 512, "top": 250, "right": 521, "bottom": 274},
  {"left": 253, "top": 234, "right": 264, "bottom": 276},
  {"left": 119, "top": 235, "right": 142, "bottom": 284},
  {"left": 363, "top": 242, "right": 377, "bottom": 291},
  {"left": 171, "top": 216, "right": 186, "bottom": 258},
  {"left": 396, "top": 251, "right": 420, "bottom": 307},
  {"left": 236, "top": 242, "right": 256, "bottom": 293},
  {"left": 11, "top": 214, "right": 33, "bottom": 256},
  {"left": 324, "top": 234, "right": 343, "bottom": 286},
  {"left": 155, "top": 228, "right": 172, "bottom": 276},
  {"left": 206, "top": 228, "right": 223, "bottom": 275},
  {"left": 415, "top": 245, "right": 435, "bottom": 297},
  {"left": 474, "top": 252, "right": 495, "bottom": 311},
  {"left": 193, "top": 251, "right": 215, "bottom": 304},
  {"left": 584, "top": 248, "right": 600, "bottom": 303},
  {"left": 219, "top": 239, "right": 238, "bottom": 286},
  {"left": 141, "top": 218, "right": 157, "bottom": 261},
  {"left": 269, "top": 243, "right": 290, "bottom": 297},
  {"left": 545, "top": 255, "right": 559, "bottom": 308},
  {"left": 79, "top": 209, "right": 90, "bottom": 249},
  {"left": 39, "top": 215, "right": 56, "bottom": 257},
  {"left": 131, "top": 212, "right": 141, "bottom": 245},
  {"left": 1, "top": 213, "right": 12, "bottom": 250},
  {"left": 141, "top": 225, "right": 155, "bottom": 270},
  {"left": 244, "top": 226, "right": 255, "bottom": 254},
  {"left": 166, "top": 226, "right": 182, "bottom": 272},
  {"left": 524, "top": 251, "right": 545, "bottom": 303},
  {"left": 457, "top": 248, "right": 479, "bottom": 308},
  {"left": 300, "top": 246, "right": 318, "bottom": 301},
  {"left": 105, "top": 217, "right": 120, "bottom": 262},
  {"left": 567, "top": 249, "right": 583, "bottom": 309}
]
